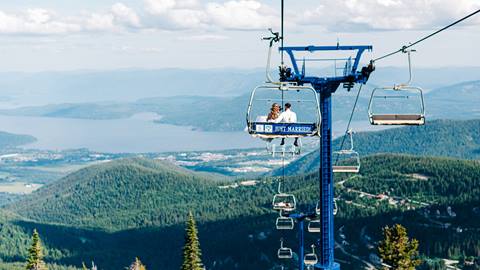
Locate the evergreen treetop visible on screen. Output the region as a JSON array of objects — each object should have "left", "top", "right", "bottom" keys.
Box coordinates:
[
  {"left": 181, "top": 212, "right": 203, "bottom": 270},
  {"left": 26, "top": 229, "right": 48, "bottom": 270},
  {"left": 378, "top": 224, "right": 422, "bottom": 270}
]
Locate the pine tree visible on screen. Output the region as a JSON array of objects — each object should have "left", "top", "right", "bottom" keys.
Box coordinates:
[
  {"left": 180, "top": 212, "right": 203, "bottom": 270},
  {"left": 378, "top": 224, "right": 422, "bottom": 270},
  {"left": 26, "top": 229, "right": 48, "bottom": 270},
  {"left": 129, "top": 257, "right": 146, "bottom": 270}
]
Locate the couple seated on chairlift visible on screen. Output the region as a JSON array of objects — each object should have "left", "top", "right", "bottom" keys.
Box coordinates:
[{"left": 267, "top": 102, "right": 299, "bottom": 147}]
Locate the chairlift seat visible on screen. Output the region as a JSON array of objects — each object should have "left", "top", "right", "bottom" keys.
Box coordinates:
[
  {"left": 333, "top": 165, "right": 360, "bottom": 173},
  {"left": 370, "top": 114, "right": 425, "bottom": 125},
  {"left": 278, "top": 247, "right": 293, "bottom": 259},
  {"left": 276, "top": 216, "right": 294, "bottom": 230}
]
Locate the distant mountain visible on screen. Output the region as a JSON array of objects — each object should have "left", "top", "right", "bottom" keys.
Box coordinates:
[
  {"left": 274, "top": 119, "right": 480, "bottom": 176},
  {"left": 2, "top": 154, "right": 480, "bottom": 269},
  {"left": 0, "top": 131, "right": 36, "bottom": 149},
  {"left": 0, "top": 69, "right": 264, "bottom": 107},
  {"left": 1, "top": 79, "right": 479, "bottom": 132}
]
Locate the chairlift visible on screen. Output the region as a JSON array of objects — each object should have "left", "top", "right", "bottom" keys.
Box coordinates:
[
  {"left": 304, "top": 245, "right": 318, "bottom": 266},
  {"left": 315, "top": 201, "right": 321, "bottom": 216},
  {"left": 333, "top": 199, "right": 338, "bottom": 216},
  {"left": 308, "top": 219, "right": 321, "bottom": 233},
  {"left": 272, "top": 181, "right": 296, "bottom": 212},
  {"left": 316, "top": 199, "right": 338, "bottom": 216},
  {"left": 333, "top": 130, "right": 360, "bottom": 173},
  {"left": 276, "top": 212, "right": 294, "bottom": 230},
  {"left": 278, "top": 239, "right": 293, "bottom": 259},
  {"left": 267, "top": 140, "right": 302, "bottom": 157},
  {"left": 368, "top": 50, "right": 425, "bottom": 125},
  {"left": 246, "top": 83, "right": 321, "bottom": 138}
]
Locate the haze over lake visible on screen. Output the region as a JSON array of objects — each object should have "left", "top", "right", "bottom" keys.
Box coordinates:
[
  {"left": 0, "top": 113, "right": 265, "bottom": 153},
  {"left": 0, "top": 112, "right": 389, "bottom": 153}
]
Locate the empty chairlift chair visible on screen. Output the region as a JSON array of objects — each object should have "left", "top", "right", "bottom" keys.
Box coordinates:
[
  {"left": 368, "top": 50, "right": 425, "bottom": 126},
  {"left": 333, "top": 130, "right": 361, "bottom": 173},
  {"left": 308, "top": 219, "right": 321, "bottom": 233},
  {"left": 304, "top": 245, "right": 318, "bottom": 266},
  {"left": 276, "top": 212, "right": 295, "bottom": 230},
  {"left": 277, "top": 239, "right": 293, "bottom": 259},
  {"left": 246, "top": 83, "right": 321, "bottom": 155}
]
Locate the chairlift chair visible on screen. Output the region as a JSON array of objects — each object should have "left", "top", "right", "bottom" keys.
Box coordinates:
[
  {"left": 246, "top": 83, "right": 321, "bottom": 139},
  {"left": 368, "top": 50, "right": 425, "bottom": 126},
  {"left": 272, "top": 181, "right": 296, "bottom": 212},
  {"left": 308, "top": 219, "right": 321, "bottom": 233},
  {"left": 276, "top": 213, "right": 295, "bottom": 230},
  {"left": 304, "top": 245, "right": 318, "bottom": 266},
  {"left": 333, "top": 150, "right": 361, "bottom": 173},
  {"left": 333, "top": 130, "right": 360, "bottom": 173},
  {"left": 267, "top": 140, "right": 302, "bottom": 157},
  {"left": 272, "top": 193, "right": 296, "bottom": 212},
  {"left": 278, "top": 239, "right": 293, "bottom": 259}
]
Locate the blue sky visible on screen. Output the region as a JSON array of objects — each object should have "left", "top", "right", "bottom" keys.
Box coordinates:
[{"left": 0, "top": 0, "right": 479, "bottom": 71}]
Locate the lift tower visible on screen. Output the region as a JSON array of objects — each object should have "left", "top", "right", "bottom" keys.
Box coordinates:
[{"left": 280, "top": 45, "right": 374, "bottom": 270}]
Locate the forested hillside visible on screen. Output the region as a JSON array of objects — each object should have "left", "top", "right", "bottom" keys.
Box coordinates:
[
  {"left": 275, "top": 119, "right": 480, "bottom": 176},
  {"left": 0, "top": 131, "right": 36, "bottom": 149},
  {"left": 7, "top": 158, "right": 270, "bottom": 231},
  {"left": 1, "top": 155, "right": 478, "bottom": 269}
]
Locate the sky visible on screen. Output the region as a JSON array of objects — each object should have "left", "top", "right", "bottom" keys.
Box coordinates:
[{"left": 0, "top": 0, "right": 479, "bottom": 71}]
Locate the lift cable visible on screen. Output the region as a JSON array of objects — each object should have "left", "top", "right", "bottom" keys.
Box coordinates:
[
  {"left": 373, "top": 8, "right": 480, "bottom": 62},
  {"left": 281, "top": 0, "right": 285, "bottom": 65},
  {"left": 336, "top": 84, "right": 363, "bottom": 159}
]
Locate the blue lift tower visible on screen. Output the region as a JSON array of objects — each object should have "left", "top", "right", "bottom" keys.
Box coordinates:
[{"left": 280, "top": 45, "right": 374, "bottom": 270}]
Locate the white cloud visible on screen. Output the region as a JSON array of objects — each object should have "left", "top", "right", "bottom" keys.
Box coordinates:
[
  {"left": 1, "top": 0, "right": 478, "bottom": 35},
  {"left": 300, "top": 0, "right": 480, "bottom": 31},
  {"left": 143, "top": 0, "right": 277, "bottom": 30},
  {"left": 145, "top": 0, "right": 199, "bottom": 15},
  {"left": 206, "top": 0, "right": 277, "bottom": 30},
  {"left": 0, "top": 8, "right": 81, "bottom": 34},
  {"left": 177, "top": 34, "right": 229, "bottom": 41},
  {"left": 111, "top": 3, "right": 141, "bottom": 28},
  {"left": 0, "top": 3, "right": 141, "bottom": 35}
]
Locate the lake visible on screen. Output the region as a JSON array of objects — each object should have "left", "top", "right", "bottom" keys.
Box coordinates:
[{"left": 0, "top": 113, "right": 390, "bottom": 153}]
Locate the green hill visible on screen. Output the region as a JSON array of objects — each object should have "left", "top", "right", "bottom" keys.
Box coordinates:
[
  {"left": 7, "top": 158, "right": 270, "bottom": 231},
  {"left": 275, "top": 119, "right": 480, "bottom": 176},
  {"left": 0, "top": 154, "right": 478, "bottom": 269}
]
